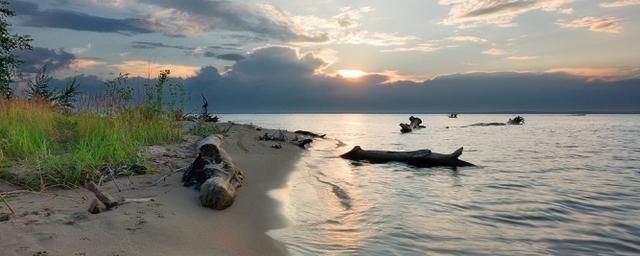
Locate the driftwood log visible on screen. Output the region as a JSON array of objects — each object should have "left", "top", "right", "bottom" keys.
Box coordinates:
[
  {"left": 400, "top": 116, "right": 426, "bottom": 133},
  {"left": 182, "top": 135, "right": 244, "bottom": 210},
  {"left": 291, "top": 138, "right": 313, "bottom": 149},
  {"left": 84, "top": 181, "right": 119, "bottom": 209},
  {"left": 340, "top": 146, "right": 474, "bottom": 167},
  {"left": 507, "top": 115, "right": 525, "bottom": 125},
  {"left": 294, "top": 130, "right": 326, "bottom": 138}
]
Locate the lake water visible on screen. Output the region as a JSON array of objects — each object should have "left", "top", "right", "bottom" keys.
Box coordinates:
[{"left": 224, "top": 114, "right": 640, "bottom": 256}]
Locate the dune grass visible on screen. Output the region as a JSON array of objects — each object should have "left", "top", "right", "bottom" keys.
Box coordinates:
[{"left": 0, "top": 99, "right": 183, "bottom": 189}]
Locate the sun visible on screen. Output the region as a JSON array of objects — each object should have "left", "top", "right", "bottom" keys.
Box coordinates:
[{"left": 337, "top": 69, "right": 367, "bottom": 79}]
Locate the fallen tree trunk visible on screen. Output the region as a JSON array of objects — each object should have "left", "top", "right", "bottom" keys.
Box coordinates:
[
  {"left": 400, "top": 116, "right": 425, "bottom": 133},
  {"left": 294, "top": 130, "right": 326, "bottom": 138},
  {"left": 340, "top": 146, "right": 474, "bottom": 167},
  {"left": 183, "top": 135, "right": 245, "bottom": 210}
]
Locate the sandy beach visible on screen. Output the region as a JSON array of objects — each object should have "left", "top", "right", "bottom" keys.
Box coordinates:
[{"left": 0, "top": 123, "right": 303, "bottom": 256}]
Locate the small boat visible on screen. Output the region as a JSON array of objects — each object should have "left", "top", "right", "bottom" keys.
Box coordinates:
[{"left": 448, "top": 113, "right": 458, "bottom": 118}]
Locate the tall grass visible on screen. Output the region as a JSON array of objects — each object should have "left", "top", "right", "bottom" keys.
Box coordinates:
[{"left": 0, "top": 99, "right": 183, "bottom": 189}]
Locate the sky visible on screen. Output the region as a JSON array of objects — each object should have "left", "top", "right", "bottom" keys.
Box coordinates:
[{"left": 6, "top": 0, "right": 640, "bottom": 112}]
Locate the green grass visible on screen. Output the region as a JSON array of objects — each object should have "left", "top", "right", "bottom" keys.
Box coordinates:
[
  {"left": 192, "top": 122, "right": 222, "bottom": 136},
  {"left": 0, "top": 100, "right": 183, "bottom": 189}
]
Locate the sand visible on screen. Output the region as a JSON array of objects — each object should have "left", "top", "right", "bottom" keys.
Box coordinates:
[{"left": 0, "top": 123, "right": 304, "bottom": 256}]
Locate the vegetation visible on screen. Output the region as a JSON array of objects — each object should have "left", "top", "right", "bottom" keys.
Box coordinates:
[
  {"left": 1, "top": 0, "right": 33, "bottom": 98},
  {"left": 0, "top": 2, "right": 194, "bottom": 190},
  {"left": 0, "top": 70, "right": 187, "bottom": 190},
  {"left": 27, "top": 66, "right": 79, "bottom": 111},
  {"left": 193, "top": 122, "right": 221, "bottom": 136}
]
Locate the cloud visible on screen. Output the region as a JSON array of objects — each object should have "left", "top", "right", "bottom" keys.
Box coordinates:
[
  {"left": 558, "top": 8, "right": 574, "bottom": 14},
  {"left": 546, "top": 67, "right": 640, "bottom": 81},
  {"left": 447, "top": 36, "right": 488, "bottom": 43},
  {"left": 506, "top": 55, "right": 538, "bottom": 60},
  {"left": 41, "top": 46, "right": 640, "bottom": 113},
  {"left": 137, "top": 0, "right": 328, "bottom": 41},
  {"left": 556, "top": 16, "right": 622, "bottom": 34},
  {"left": 70, "top": 59, "right": 106, "bottom": 69},
  {"left": 226, "top": 46, "right": 328, "bottom": 81},
  {"left": 381, "top": 43, "right": 440, "bottom": 53},
  {"left": 15, "top": 47, "right": 76, "bottom": 73},
  {"left": 131, "top": 41, "right": 194, "bottom": 50},
  {"left": 482, "top": 48, "right": 505, "bottom": 55},
  {"left": 439, "top": 0, "right": 574, "bottom": 28},
  {"left": 600, "top": 0, "right": 640, "bottom": 8},
  {"left": 11, "top": 1, "right": 154, "bottom": 35},
  {"left": 215, "top": 53, "right": 246, "bottom": 61},
  {"left": 130, "top": 41, "right": 244, "bottom": 60},
  {"left": 109, "top": 61, "right": 200, "bottom": 78}
]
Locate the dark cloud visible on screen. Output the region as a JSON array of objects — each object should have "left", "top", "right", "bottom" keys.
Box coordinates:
[
  {"left": 131, "top": 41, "right": 194, "bottom": 50},
  {"left": 11, "top": 1, "right": 153, "bottom": 35},
  {"left": 215, "top": 53, "right": 245, "bottom": 61},
  {"left": 45, "top": 46, "right": 640, "bottom": 113},
  {"left": 15, "top": 47, "right": 76, "bottom": 73},
  {"left": 130, "top": 42, "right": 242, "bottom": 60}
]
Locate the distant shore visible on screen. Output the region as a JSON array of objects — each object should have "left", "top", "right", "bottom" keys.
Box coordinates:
[{"left": 0, "top": 123, "right": 303, "bottom": 256}]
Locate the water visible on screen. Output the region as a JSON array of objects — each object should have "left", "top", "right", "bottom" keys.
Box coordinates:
[{"left": 224, "top": 114, "right": 640, "bottom": 255}]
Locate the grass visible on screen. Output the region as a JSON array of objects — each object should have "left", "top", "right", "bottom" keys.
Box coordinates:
[
  {"left": 0, "top": 99, "right": 184, "bottom": 189},
  {"left": 192, "top": 121, "right": 222, "bottom": 136}
]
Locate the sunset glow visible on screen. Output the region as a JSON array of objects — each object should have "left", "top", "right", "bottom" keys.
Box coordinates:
[{"left": 338, "top": 70, "right": 367, "bottom": 78}]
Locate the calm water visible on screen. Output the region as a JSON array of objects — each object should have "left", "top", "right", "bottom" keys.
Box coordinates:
[{"left": 225, "top": 114, "right": 640, "bottom": 256}]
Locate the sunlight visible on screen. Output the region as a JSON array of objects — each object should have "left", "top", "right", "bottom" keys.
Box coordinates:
[{"left": 338, "top": 69, "right": 367, "bottom": 79}]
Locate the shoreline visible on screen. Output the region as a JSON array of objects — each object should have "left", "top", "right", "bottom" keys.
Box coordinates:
[{"left": 0, "top": 123, "right": 304, "bottom": 256}]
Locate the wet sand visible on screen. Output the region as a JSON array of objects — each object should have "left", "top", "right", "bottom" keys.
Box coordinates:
[{"left": 0, "top": 123, "right": 303, "bottom": 256}]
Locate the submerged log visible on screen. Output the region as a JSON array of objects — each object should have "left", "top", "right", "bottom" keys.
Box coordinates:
[
  {"left": 400, "top": 116, "right": 426, "bottom": 133},
  {"left": 183, "top": 135, "right": 244, "bottom": 210},
  {"left": 467, "top": 122, "right": 506, "bottom": 127},
  {"left": 294, "top": 130, "right": 326, "bottom": 138},
  {"left": 340, "top": 146, "right": 474, "bottom": 167}
]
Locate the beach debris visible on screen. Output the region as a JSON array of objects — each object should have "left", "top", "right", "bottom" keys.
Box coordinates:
[
  {"left": 182, "top": 95, "right": 220, "bottom": 122},
  {"left": 153, "top": 166, "right": 189, "bottom": 185},
  {"left": 183, "top": 135, "right": 245, "bottom": 210},
  {"left": 1, "top": 193, "right": 16, "bottom": 216},
  {"left": 121, "top": 198, "right": 155, "bottom": 204},
  {"left": 340, "top": 146, "right": 474, "bottom": 167},
  {"left": 448, "top": 113, "right": 458, "bottom": 118},
  {"left": 271, "top": 144, "right": 282, "bottom": 149},
  {"left": 294, "top": 130, "right": 326, "bottom": 138},
  {"left": 400, "top": 116, "right": 426, "bottom": 133},
  {"left": 84, "top": 181, "right": 119, "bottom": 209},
  {"left": 106, "top": 167, "right": 122, "bottom": 192},
  {"left": 507, "top": 115, "right": 525, "bottom": 125},
  {"left": 129, "top": 163, "right": 147, "bottom": 175},
  {"left": 0, "top": 212, "right": 10, "bottom": 222},
  {"left": 291, "top": 138, "right": 313, "bottom": 149},
  {"left": 259, "top": 130, "right": 287, "bottom": 142},
  {"left": 88, "top": 198, "right": 107, "bottom": 214}
]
